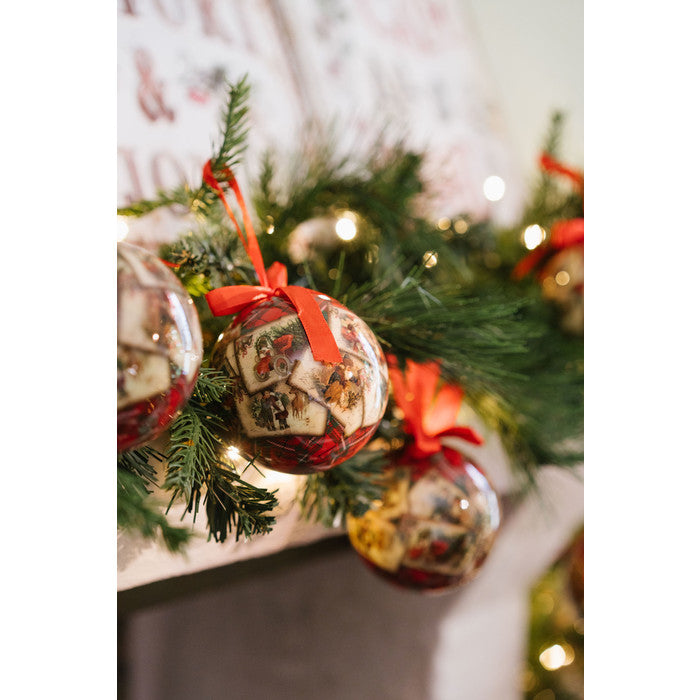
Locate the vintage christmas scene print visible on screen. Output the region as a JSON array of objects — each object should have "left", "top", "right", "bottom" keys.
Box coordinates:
[{"left": 211, "top": 295, "right": 388, "bottom": 470}]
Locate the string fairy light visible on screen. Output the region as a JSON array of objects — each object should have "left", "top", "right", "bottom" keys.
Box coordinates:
[
  {"left": 454, "top": 218, "right": 469, "bottom": 234},
  {"left": 335, "top": 212, "right": 357, "bottom": 241},
  {"left": 483, "top": 175, "right": 506, "bottom": 202},
  {"left": 538, "top": 643, "right": 575, "bottom": 671},
  {"left": 422, "top": 250, "right": 438, "bottom": 268},
  {"left": 437, "top": 217, "right": 451, "bottom": 230},
  {"left": 555, "top": 270, "right": 571, "bottom": 286},
  {"left": 523, "top": 224, "right": 547, "bottom": 249}
]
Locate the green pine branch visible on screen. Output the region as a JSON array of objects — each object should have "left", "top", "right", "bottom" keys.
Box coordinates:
[
  {"left": 163, "top": 367, "right": 279, "bottom": 543},
  {"left": 118, "top": 76, "right": 252, "bottom": 223},
  {"left": 343, "top": 265, "right": 534, "bottom": 388},
  {"left": 209, "top": 74, "right": 251, "bottom": 176},
  {"left": 299, "top": 449, "right": 390, "bottom": 528},
  {"left": 117, "top": 451, "right": 192, "bottom": 553}
]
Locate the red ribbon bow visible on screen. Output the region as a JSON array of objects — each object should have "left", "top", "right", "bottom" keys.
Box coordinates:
[
  {"left": 539, "top": 152, "right": 584, "bottom": 193},
  {"left": 387, "top": 357, "right": 483, "bottom": 460},
  {"left": 202, "top": 161, "right": 341, "bottom": 364},
  {"left": 512, "top": 152, "right": 584, "bottom": 281}
]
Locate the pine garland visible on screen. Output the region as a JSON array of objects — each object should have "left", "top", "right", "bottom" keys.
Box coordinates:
[
  {"left": 117, "top": 76, "right": 583, "bottom": 551},
  {"left": 117, "top": 448, "right": 192, "bottom": 552},
  {"left": 163, "top": 367, "right": 279, "bottom": 543},
  {"left": 299, "top": 449, "right": 390, "bottom": 528}
]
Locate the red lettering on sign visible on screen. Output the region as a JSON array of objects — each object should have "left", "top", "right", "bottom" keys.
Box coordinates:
[
  {"left": 196, "top": 0, "right": 231, "bottom": 43},
  {"left": 153, "top": 0, "right": 186, "bottom": 26},
  {"left": 134, "top": 48, "right": 176, "bottom": 122},
  {"left": 356, "top": 0, "right": 456, "bottom": 51},
  {"left": 119, "top": 0, "right": 138, "bottom": 16},
  {"left": 117, "top": 147, "right": 145, "bottom": 205}
]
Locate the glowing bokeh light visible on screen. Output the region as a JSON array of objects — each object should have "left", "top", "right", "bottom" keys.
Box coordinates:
[
  {"left": 539, "top": 643, "right": 575, "bottom": 671},
  {"left": 422, "top": 251, "right": 438, "bottom": 268},
  {"left": 483, "top": 175, "right": 506, "bottom": 202},
  {"left": 555, "top": 270, "right": 571, "bottom": 286},
  {"left": 523, "top": 224, "right": 546, "bottom": 249},
  {"left": 437, "top": 217, "right": 451, "bottom": 230},
  {"left": 454, "top": 219, "right": 469, "bottom": 234},
  {"left": 335, "top": 215, "right": 357, "bottom": 241}
]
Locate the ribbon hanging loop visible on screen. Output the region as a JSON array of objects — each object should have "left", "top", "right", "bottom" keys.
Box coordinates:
[{"left": 202, "top": 163, "right": 341, "bottom": 365}]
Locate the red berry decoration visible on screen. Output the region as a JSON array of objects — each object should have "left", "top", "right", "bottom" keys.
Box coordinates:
[
  {"left": 210, "top": 293, "right": 388, "bottom": 474},
  {"left": 117, "top": 242, "right": 203, "bottom": 451}
]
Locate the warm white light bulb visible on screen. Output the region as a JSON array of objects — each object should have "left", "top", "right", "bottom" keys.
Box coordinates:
[
  {"left": 539, "top": 644, "right": 574, "bottom": 671},
  {"left": 336, "top": 216, "right": 357, "bottom": 241},
  {"left": 226, "top": 446, "right": 241, "bottom": 461},
  {"left": 555, "top": 270, "right": 571, "bottom": 286},
  {"left": 422, "top": 251, "right": 438, "bottom": 268},
  {"left": 483, "top": 175, "right": 506, "bottom": 202},
  {"left": 437, "top": 217, "right": 451, "bottom": 230},
  {"left": 454, "top": 219, "right": 469, "bottom": 234},
  {"left": 523, "top": 224, "right": 546, "bottom": 250}
]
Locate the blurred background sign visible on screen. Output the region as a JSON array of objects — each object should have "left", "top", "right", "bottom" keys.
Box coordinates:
[{"left": 117, "top": 0, "right": 522, "bottom": 248}]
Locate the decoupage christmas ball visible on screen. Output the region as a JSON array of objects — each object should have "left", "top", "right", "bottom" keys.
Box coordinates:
[
  {"left": 210, "top": 293, "right": 388, "bottom": 474},
  {"left": 117, "top": 242, "right": 203, "bottom": 451},
  {"left": 347, "top": 450, "right": 501, "bottom": 592}
]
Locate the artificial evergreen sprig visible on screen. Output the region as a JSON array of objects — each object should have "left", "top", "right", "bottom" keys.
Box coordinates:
[
  {"left": 299, "top": 449, "right": 390, "bottom": 528},
  {"left": 254, "top": 141, "right": 474, "bottom": 290},
  {"left": 208, "top": 74, "right": 251, "bottom": 178},
  {"left": 158, "top": 225, "right": 257, "bottom": 298},
  {"left": 117, "top": 448, "right": 192, "bottom": 552},
  {"left": 163, "top": 367, "right": 279, "bottom": 543},
  {"left": 343, "top": 265, "right": 534, "bottom": 391},
  {"left": 157, "top": 224, "right": 259, "bottom": 353},
  {"left": 118, "top": 76, "right": 252, "bottom": 222}
]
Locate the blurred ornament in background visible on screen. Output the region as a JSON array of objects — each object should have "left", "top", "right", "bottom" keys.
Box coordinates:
[
  {"left": 287, "top": 216, "right": 340, "bottom": 263},
  {"left": 347, "top": 450, "right": 501, "bottom": 592},
  {"left": 287, "top": 211, "right": 361, "bottom": 264},
  {"left": 513, "top": 152, "right": 584, "bottom": 335},
  {"left": 117, "top": 242, "right": 203, "bottom": 451},
  {"left": 540, "top": 235, "right": 584, "bottom": 335},
  {"left": 347, "top": 358, "right": 501, "bottom": 592}
]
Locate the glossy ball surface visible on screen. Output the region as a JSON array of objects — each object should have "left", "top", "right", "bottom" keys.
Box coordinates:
[
  {"left": 117, "top": 242, "right": 203, "bottom": 451},
  {"left": 347, "top": 451, "right": 501, "bottom": 592},
  {"left": 210, "top": 293, "right": 388, "bottom": 474}
]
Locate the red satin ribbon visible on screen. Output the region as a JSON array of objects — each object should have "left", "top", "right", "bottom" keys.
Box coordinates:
[
  {"left": 550, "top": 218, "right": 584, "bottom": 249},
  {"left": 513, "top": 152, "right": 584, "bottom": 281},
  {"left": 202, "top": 160, "right": 269, "bottom": 288},
  {"left": 539, "top": 152, "right": 584, "bottom": 191},
  {"left": 387, "top": 357, "right": 483, "bottom": 459},
  {"left": 512, "top": 217, "right": 584, "bottom": 280},
  {"left": 202, "top": 161, "right": 341, "bottom": 364}
]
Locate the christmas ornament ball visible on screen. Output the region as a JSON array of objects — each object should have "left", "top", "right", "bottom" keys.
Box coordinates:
[
  {"left": 540, "top": 245, "right": 583, "bottom": 335},
  {"left": 117, "top": 242, "right": 203, "bottom": 451},
  {"left": 210, "top": 293, "right": 388, "bottom": 474},
  {"left": 347, "top": 450, "right": 501, "bottom": 592}
]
